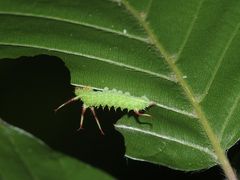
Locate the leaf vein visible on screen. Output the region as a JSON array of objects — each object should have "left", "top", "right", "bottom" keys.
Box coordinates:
[
  {"left": 199, "top": 22, "right": 240, "bottom": 102},
  {"left": 144, "top": 0, "right": 153, "bottom": 19},
  {"left": 115, "top": 124, "right": 217, "bottom": 158},
  {"left": 175, "top": 0, "right": 205, "bottom": 62},
  {"left": 220, "top": 90, "right": 240, "bottom": 139},
  {"left": 0, "top": 42, "right": 175, "bottom": 82},
  {"left": 0, "top": 11, "right": 148, "bottom": 43}
]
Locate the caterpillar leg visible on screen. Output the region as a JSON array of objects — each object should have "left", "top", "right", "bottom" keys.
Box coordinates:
[
  {"left": 134, "top": 110, "right": 151, "bottom": 117},
  {"left": 54, "top": 97, "right": 79, "bottom": 112},
  {"left": 77, "top": 105, "right": 87, "bottom": 131},
  {"left": 90, "top": 107, "right": 105, "bottom": 135}
]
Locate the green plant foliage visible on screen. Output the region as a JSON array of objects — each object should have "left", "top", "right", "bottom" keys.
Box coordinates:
[
  {"left": 0, "top": 119, "right": 112, "bottom": 180},
  {"left": 0, "top": 0, "right": 240, "bottom": 172}
]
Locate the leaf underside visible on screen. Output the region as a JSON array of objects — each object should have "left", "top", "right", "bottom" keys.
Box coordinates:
[{"left": 0, "top": 0, "right": 240, "bottom": 171}]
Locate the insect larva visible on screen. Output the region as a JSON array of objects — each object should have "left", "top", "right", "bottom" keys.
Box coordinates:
[{"left": 55, "top": 87, "right": 155, "bottom": 135}]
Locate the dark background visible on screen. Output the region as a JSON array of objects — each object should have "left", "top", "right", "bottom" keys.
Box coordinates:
[{"left": 0, "top": 55, "right": 239, "bottom": 179}]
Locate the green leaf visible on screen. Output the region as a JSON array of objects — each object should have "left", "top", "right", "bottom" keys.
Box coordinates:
[
  {"left": 0, "top": 0, "right": 239, "bottom": 173},
  {"left": 0, "top": 119, "right": 113, "bottom": 180}
]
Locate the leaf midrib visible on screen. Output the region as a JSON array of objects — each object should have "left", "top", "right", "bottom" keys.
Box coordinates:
[
  {"left": 121, "top": 0, "right": 214, "bottom": 149},
  {"left": 120, "top": 0, "right": 236, "bottom": 178}
]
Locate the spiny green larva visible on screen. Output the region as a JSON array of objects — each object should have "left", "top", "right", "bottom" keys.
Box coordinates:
[{"left": 55, "top": 87, "right": 155, "bottom": 135}]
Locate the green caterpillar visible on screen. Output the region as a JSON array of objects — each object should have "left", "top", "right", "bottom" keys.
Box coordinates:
[{"left": 55, "top": 87, "right": 155, "bottom": 134}]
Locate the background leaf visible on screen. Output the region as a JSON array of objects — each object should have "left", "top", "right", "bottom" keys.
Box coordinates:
[
  {"left": 0, "top": 119, "right": 112, "bottom": 180},
  {"left": 0, "top": 0, "right": 240, "bottom": 171}
]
